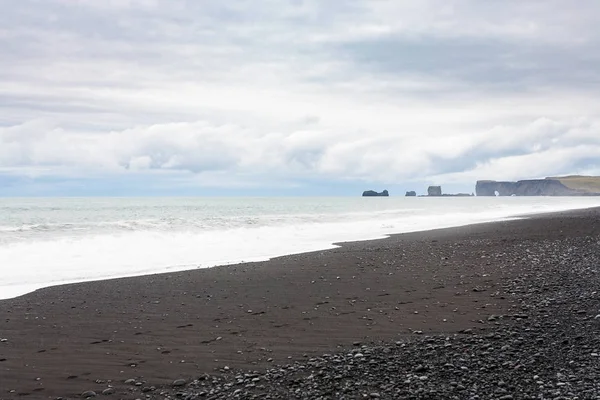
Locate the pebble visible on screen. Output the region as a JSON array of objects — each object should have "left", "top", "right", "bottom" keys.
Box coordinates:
[{"left": 414, "top": 364, "right": 427, "bottom": 372}]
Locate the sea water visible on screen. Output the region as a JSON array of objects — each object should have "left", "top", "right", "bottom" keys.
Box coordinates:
[{"left": 1, "top": 196, "right": 599, "bottom": 300}]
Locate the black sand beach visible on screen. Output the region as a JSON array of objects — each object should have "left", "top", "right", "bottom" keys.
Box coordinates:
[{"left": 1, "top": 208, "right": 600, "bottom": 399}]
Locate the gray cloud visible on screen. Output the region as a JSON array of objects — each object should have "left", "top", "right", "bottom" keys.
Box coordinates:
[{"left": 339, "top": 37, "right": 600, "bottom": 94}]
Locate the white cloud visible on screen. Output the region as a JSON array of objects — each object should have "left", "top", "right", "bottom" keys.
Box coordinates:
[
  {"left": 431, "top": 118, "right": 600, "bottom": 183},
  {"left": 2, "top": 115, "right": 599, "bottom": 187}
]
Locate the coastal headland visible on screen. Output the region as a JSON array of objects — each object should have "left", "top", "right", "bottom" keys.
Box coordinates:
[
  {"left": 1, "top": 208, "right": 600, "bottom": 399},
  {"left": 395, "top": 175, "right": 600, "bottom": 197},
  {"left": 476, "top": 176, "right": 600, "bottom": 196}
]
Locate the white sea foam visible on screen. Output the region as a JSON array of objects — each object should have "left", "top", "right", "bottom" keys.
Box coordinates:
[{"left": 0, "top": 197, "right": 598, "bottom": 300}]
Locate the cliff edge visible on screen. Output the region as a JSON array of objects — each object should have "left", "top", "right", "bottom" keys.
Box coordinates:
[
  {"left": 476, "top": 176, "right": 600, "bottom": 196},
  {"left": 548, "top": 175, "right": 600, "bottom": 193}
]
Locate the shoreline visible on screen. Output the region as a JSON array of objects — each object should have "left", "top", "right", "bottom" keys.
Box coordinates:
[
  {"left": 2, "top": 202, "right": 599, "bottom": 301},
  {"left": 1, "top": 207, "right": 600, "bottom": 399}
]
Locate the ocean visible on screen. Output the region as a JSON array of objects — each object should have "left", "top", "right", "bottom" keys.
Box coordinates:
[{"left": 1, "top": 196, "right": 599, "bottom": 300}]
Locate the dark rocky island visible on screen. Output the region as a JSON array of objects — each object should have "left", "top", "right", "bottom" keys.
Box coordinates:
[
  {"left": 362, "top": 190, "right": 389, "bottom": 197},
  {"left": 476, "top": 176, "right": 600, "bottom": 196},
  {"left": 405, "top": 191, "right": 416, "bottom": 197}
]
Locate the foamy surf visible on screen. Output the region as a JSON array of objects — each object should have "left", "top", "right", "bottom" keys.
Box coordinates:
[{"left": 1, "top": 197, "right": 599, "bottom": 300}]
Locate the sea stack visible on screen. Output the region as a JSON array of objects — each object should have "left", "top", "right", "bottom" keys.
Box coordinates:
[{"left": 427, "top": 186, "right": 442, "bottom": 196}]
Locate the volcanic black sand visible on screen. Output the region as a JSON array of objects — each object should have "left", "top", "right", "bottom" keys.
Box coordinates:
[{"left": 1, "top": 207, "right": 600, "bottom": 399}]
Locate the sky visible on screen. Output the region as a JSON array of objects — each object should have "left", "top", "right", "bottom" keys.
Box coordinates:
[{"left": 1, "top": 0, "right": 600, "bottom": 196}]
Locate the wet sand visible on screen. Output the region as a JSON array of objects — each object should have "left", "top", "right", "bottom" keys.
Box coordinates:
[{"left": 1, "top": 207, "right": 599, "bottom": 399}]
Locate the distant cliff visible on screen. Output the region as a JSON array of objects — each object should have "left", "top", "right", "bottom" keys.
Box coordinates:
[
  {"left": 476, "top": 176, "right": 600, "bottom": 196},
  {"left": 363, "top": 190, "right": 389, "bottom": 197}
]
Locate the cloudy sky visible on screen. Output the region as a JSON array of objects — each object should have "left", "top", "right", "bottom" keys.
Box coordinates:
[{"left": 1, "top": 0, "right": 600, "bottom": 196}]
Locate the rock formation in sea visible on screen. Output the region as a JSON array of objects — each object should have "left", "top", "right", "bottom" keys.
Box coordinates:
[
  {"left": 362, "top": 190, "right": 389, "bottom": 197},
  {"left": 427, "top": 186, "right": 442, "bottom": 196},
  {"left": 476, "top": 176, "right": 600, "bottom": 196},
  {"left": 405, "top": 191, "right": 416, "bottom": 197}
]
